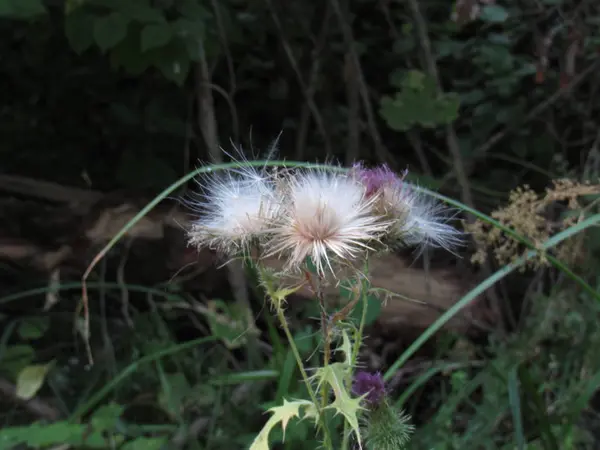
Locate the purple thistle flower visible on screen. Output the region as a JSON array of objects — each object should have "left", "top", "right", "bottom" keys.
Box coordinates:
[
  {"left": 352, "top": 162, "right": 463, "bottom": 253},
  {"left": 352, "top": 371, "right": 386, "bottom": 406},
  {"left": 352, "top": 163, "right": 408, "bottom": 197}
]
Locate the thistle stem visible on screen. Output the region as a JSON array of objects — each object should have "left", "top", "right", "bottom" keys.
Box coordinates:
[
  {"left": 275, "top": 306, "right": 334, "bottom": 449},
  {"left": 304, "top": 270, "right": 332, "bottom": 411},
  {"left": 260, "top": 266, "right": 333, "bottom": 449},
  {"left": 352, "top": 275, "right": 369, "bottom": 362},
  {"left": 343, "top": 274, "right": 369, "bottom": 450},
  {"left": 317, "top": 288, "right": 331, "bottom": 410}
]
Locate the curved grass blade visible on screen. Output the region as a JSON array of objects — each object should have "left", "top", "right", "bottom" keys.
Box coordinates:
[
  {"left": 508, "top": 367, "right": 525, "bottom": 450},
  {"left": 421, "top": 187, "right": 600, "bottom": 304},
  {"left": 79, "top": 160, "right": 339, "bottom": 364},
  {"left": 70, "top": 335, "right": 217, "bottom": 420},
  {"left": 0, "top": 282, "right": 186, "bottom": 306},
  {"left": 384, "top": 212, "right": 600, "bottom": 381}
]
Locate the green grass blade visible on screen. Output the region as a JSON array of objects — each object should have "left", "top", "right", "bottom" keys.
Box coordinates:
[
  {"left": 0, "top": 282, "right": 186, "bottom": 306},
  {"left": 83, "top": 160, "right": 340, "bottom": 277},
  {"left": 394, "top": 362, "right": 478, "bottom": 408},
  {"left": 208, "top": 370, "right": 279, "bottom": 385},
  {"left": 69, "top": 335, "right": 217, "bottom": 420},
  {"left": 508, "top": 367, "right": 525, "bottom": 450},
  {"left": 384, "top": 213, "right": 600, "bottom": 381},
  {"left": 422, "top": 188, "right": 600, "bottom": 304}
]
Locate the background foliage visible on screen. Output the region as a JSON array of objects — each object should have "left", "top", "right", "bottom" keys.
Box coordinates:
[{"left": 2, "top": 0, "right": 600, "bottom": 449}]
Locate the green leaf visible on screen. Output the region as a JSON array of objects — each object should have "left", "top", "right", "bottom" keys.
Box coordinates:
[
  {"left": 157, "top": 373, "right": 190, "bottom": 418},
  {"left": 349, "top": 294, "right": 381, "bottom": 326},
  {"left": 173, "top": 18, "right": 205, "bottom": 61},
  {"left": 141, "top": 22, "right": 173, "bottom": 52},
  {"left": 294, "top": 328, "right": 316, "bottom": 355},
  {"left": 0, "top": 422, "right": 84, "bottom": 447},
  {"left": 339, "top": 281, "right": 382, "bottom": 326},
  {"left": 122, "top": 437, "right": 168, "bottom": 450},
  {"left": 155, "top": 53, "right": 191, "bottom": 85},
  {"left": 249, "top": 399, "right": 317, "bottom": 450},
  {"left": 0, "top": 0, "right": 46, "bottom": 19},
  {"left": 508, "top": 368, "right": 525, "bottom": 450},
  {"left": 15, "top": 362, "right": 53, "bottom": 400},
  {"left": 210, "top": 370, "right": 280, "bottom": 386},
  {"left": 117, "top": 3, "right": 164, "bottom": 23},
  {"left": 17, "top": 317, "right": 49, "bottom": 340},
  {"left": 94, "top": 12, "right": 129, "bottom": 52},
  {"left": 90, "top": 402, "right": 124, "bottom": 431},
  {"left": 176, "top": 0, "right": 210, "bottom": 21},
  {"left": 479, "top": 5, "right": 509, "bottom": 23},
  {"left": 1, "top": 345, "right": 35, "bottom": 377},
  {"left": 312, "top": 362, "right": 365, "bottom": 446},
  {"left": 108, "top": 27, "right": 153, "bottom": 75},
  {"left": 380, "top": 70, "right": 460, "bottom": 131},
  {"left": 65, "top": 9, "right": 96, "bottom": 54},
  {"left": 200, "top": 299, "right": 259, "bottom": 349}
]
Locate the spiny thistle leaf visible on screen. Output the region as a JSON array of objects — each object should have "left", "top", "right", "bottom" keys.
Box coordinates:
[
  {"left": 337, "top": 328, "right": 354, "bottom": 365},
  {"left": 270, "top": 284, "right": 304, "bottom": 310},
  {"left": 311, "top": 362, "right": 366, "bottom": 449},
  {"left": 249, "top": 399, "right": 317, "bottom": 450}
]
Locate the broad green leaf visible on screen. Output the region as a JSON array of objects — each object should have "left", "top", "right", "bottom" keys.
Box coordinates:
[
  {"left": 380, "top": 70, "right": 460, "bottom": 130},
  {"left": 173, "top": 17, "right": 205, "bottom": 61},
  {"left": 17, "top": 317, "right": 49, "bottom": 340},
  {"left": 117, "top": 3, "right": 164, "bottom": 23},
  {"left": 0, "top": 422, "right": 82, "bottom": 447},
  {"left": 0, "top": 345, "right": 35, "bottom": 376},
  {"left": 141, "top": 22, "right": 173, "bottom": 52},
  {"left": 249, "top": 399, "right": 317, "bottom": 450},
  {"left": 94, "top": 12, "right": 129, "bottom": 52},
  {"left": 108, "top": 27, "right": 153, "bottom": 75},
  {"left": 176, "top": 0, "right": 210, "bottom": 21},
  {"left": 479, "top": 5, "right": 509, "bottom": 23},
  {"left": 65, "top": 9, "right": 96, "bottom": 54},
  {"left": 15, "top": 362, "right": 53, "bottom": 400}
]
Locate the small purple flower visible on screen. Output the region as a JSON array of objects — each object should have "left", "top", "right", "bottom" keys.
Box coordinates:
[
  {"left": 352, "top": 371, "right": 386, "bottom": 406},
  {"left": 352, "top": 163, "right": 407, "bottom": 197}
]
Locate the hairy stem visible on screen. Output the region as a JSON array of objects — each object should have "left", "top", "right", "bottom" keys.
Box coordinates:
[
  {"left": 276, "top": 307, "right": 334, "bottom": 449},
  {"left": 343, "top": 273, "right": 369, "bottom": 450},
  {"left": 259, "top": 266, "right": 333, "bottom": 449},
  {"left": 352, "top": 275, "right": 369, "bottom": 363},
  {"left": 306, "top": 271, "right": 332, "bottom": 410}
]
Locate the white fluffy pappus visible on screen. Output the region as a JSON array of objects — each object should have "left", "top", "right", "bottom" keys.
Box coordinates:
[
  {"left": 265, "top": 169, "right": 390, "bottom": 276},
  {"left": 382, "top": 182, "right": 464, "bottom": 253},
  {"left": 186, "top": 164, "right": 280, "bottom": 255}
]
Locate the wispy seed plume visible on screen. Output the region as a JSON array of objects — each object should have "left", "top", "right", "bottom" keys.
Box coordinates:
[{"left": 265, "top": 169, "right": 389, "bottom": 276}]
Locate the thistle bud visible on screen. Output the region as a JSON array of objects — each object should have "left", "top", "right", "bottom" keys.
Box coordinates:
[{"left": 352, "top": 371, "right": 414, "bottom": 450}]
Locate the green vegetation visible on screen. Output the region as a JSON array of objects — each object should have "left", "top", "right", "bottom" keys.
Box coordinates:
[{"left": 1, "top": 0, "right": 600, "bottom": 449}]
